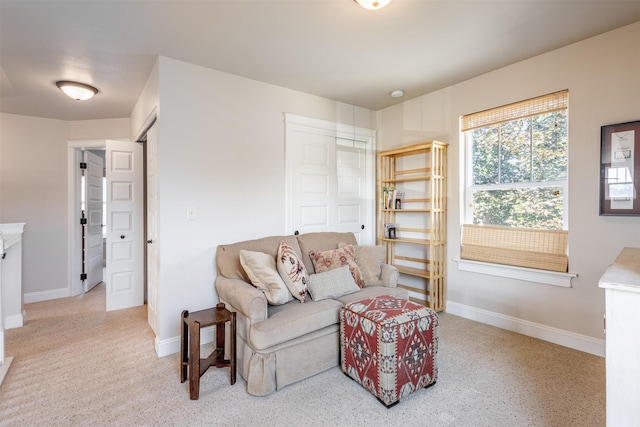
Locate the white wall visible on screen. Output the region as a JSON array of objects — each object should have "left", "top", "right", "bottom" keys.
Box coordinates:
[
  {"left": 0, "top": 114, "right": 129, "bottom": 298},
  {"left": 377, "top": 22, "right": 640, "bottom": 354},
  {"left": 131, "top": 56, "right": 375, "bottom": 351}
]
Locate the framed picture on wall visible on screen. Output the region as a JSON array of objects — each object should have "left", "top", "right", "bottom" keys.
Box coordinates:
[{"left": 600, "top": 120, "right": 640, "bottom": 216}]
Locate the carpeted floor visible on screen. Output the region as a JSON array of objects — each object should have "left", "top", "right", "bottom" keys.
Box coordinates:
[{"left": 0, "top": 284, "right": 605, "bottom": 426}]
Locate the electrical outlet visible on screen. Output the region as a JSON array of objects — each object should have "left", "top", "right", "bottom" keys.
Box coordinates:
[{"left": 186, "top": 206, "right": 197, "bottom": 221}]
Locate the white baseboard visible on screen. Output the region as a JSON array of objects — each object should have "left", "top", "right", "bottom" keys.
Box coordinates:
[
  {"left": 24, "top": 287, "right": 69, "bottom": 304},
  {"left": 4, "top": 313, "right": 24, "bottom": 329},
  {"left": 155, "top": 325, "right": 215, "bottom": 358},
  {"left": 0, "top": 356, "right": 14, "bottom": 388},
  {"left": 446, "top": 300, "right": 605, "bottom": 357}
]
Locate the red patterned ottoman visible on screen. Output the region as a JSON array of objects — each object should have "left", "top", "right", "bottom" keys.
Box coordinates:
[{"left": 340, "top": 295, "right": 438, "bottom": 406}]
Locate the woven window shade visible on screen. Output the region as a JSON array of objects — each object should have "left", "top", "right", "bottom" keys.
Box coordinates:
[
  {"left": 461, "top": 90, "right": 568, "bottom": 132},
  {"left": 461, "top": 224, "right": 568, "bottom": 272}
]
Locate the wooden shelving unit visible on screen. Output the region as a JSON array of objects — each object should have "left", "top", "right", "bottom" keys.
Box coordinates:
[{"left": 377, "top": 141, "right": 447, "bottom": 312}]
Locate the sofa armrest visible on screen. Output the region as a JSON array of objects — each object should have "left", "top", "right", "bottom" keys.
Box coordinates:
[
  {"left": 215, "top": 277, "right": 268, "bottom": 323},
  {"left": 379, "top": 264, "right": 399, "bottom": 287}
]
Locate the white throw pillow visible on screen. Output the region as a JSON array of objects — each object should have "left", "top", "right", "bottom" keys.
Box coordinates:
[
  {"left": 307, "top": 265, "right": 360, "bottom": 301},
  {"left": 239, "top": 250, "right": 293, "bottom": 305}
]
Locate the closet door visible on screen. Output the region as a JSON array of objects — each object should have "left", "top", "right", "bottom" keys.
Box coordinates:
[{"left": 285, "top": 114, "right": 375, "bottom": 244}]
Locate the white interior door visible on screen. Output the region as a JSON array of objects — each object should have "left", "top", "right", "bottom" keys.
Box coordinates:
[
  {"left": 83, "top": 151, "right": 104, "bottom": 292},
  {"left": 286, "top": 120, "right": 374, "bottom": 244},
  {"left": 145, "top": 123, "right": 159, "bottom": 333},
  {"left": 105, "top": 140, "right": 143, "bottom": 312}
]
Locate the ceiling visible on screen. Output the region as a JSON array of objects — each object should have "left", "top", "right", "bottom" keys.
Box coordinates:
[{"left": 1, "top": 0, "right": 639, "bottom": 122}]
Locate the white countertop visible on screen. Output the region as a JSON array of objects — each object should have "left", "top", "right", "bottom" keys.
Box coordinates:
[{"left": 599, "top": 247, "right": 640, "bottom": 293}]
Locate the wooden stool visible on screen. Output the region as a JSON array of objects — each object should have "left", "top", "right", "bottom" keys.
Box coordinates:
[{"left": 181, "top": 303, "right": 236, "bottom": 400}]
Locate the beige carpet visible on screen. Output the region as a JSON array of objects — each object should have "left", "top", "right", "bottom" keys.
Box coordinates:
[{"left": 0, "top": 284, "right": 605, "bottom": 426}]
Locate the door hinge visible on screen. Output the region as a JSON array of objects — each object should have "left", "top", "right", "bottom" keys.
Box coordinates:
[
  {"left": 80, "top": 273, "right": 87, "bottom": 280},
  {"left": 80, "top": 217, "right": 87, "bottom": 225},
  {"left": 79, "top": 162, "right": 87, "bottom": 169}
]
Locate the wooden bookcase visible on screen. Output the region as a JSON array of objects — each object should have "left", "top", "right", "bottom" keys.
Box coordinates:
[{"left": 377, "top": 141, "right": 447, "bottom": 311}]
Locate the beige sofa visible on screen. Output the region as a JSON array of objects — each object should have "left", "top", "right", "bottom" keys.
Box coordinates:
[{"left": 215, "top": 231, "right": 408, "bottom": 396}]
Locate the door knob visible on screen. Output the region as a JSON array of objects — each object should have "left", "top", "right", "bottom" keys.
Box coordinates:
[
  {"left": 294, "top": 230, "right": 299, "bottom": 235},
  {"left": 120, "top": 235, "right": 125, "bottom": 239},
  {"left": 361, "top": 225, "right": 365, "bottom": 229},
  {"left": 147, "top": 240, "right": 153, "bottom": 244}
]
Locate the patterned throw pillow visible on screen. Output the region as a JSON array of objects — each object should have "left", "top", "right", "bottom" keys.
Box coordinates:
[
  {"left": 276, "top": 241, "right": 309, "bottom": 302},
  {"left": 308, "top": 244, "right": 365, "bottom": 288}
]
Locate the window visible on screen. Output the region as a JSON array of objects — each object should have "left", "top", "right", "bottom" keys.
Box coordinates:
[
  {"left": 463, "top": 90, "right": 568, "bottom": 230},
  {"left": 460, "top": 90, "right": 570, "bottom": 274}
]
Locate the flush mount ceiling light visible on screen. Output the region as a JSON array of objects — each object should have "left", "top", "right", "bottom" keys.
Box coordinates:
[
  {"left": 390, "top": 89, "right": 404, "bottom": 98},
  {"left": 55, "top": 81, "right": 98, "bottom": 101},
  {"left": 354, "top": 0, "right": 392, "bottom": 10}
]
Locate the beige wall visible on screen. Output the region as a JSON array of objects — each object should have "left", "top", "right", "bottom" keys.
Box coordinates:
[
  {"left": 0, "top": 114, "right": 69, "bottom": 294},
  {"left": 0, "top": 114, "right": 129, "bottom": 296},
  {"left": 69, "top": 118, "right": 130, "bottom": 141},
  {"left": 377, "top": 22, "right": 640, "bottom": 351}
]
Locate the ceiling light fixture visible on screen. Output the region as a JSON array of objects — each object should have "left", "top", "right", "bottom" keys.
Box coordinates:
[
  {"left": 390, "top": 89, "right": 404, "bottom": 98},
  {"left": 55, "top": 81, "right": 98, "bottom": 101},
  {"left": 354, "top": 0, "right": 392, "bottom": 10}
]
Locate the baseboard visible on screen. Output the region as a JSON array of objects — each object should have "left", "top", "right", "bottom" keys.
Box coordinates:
[
  {"left": 0, "top": 356, "right": 14, "bottom": 388},
  {"left": 4, "top": 313, "right": 24, "bottom": 329},
  {"left": 154, "top": 325, "right": 215, "bottom": 358},
  {"left": 446, "top": 300, "right": 605, "bottom": 357},
  {"left": 24, "top": 287, "right": 69, "bottom": 304}
]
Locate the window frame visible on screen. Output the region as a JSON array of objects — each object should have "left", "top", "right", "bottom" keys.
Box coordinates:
[
  {"left": 458, "top": 90, "right": 576, "bottom": 284},
  {"left": 463, "top": 130, "right": 569, "bottom": 231}
]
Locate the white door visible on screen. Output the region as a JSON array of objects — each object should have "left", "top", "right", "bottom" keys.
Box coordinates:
[
  {"left": 105, "top": 140, "right": 144, "bottom": 312},
  {"left": 287, "top": 123, "right": 374, "bottom": 244},
  {"left": 83, "top": 151, "right": 104, "bottom": 292},
  {"left": 145, "top": 123, "right": 159, "bottom": 333}
]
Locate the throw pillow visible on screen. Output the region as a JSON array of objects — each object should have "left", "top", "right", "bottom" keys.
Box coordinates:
[
  {"left": 239, "top": 250, "right": 293, "bottom": 305},
  {"left": 308, "top": 244, "right": 365, "bottom": 288},
  {"left": 276, "top": 241, "right": 309, "bottom": 302},
  {"left": 339, "top": 242, "right": 385, "bottom": 286},
  {"left": 307, "top": 265, "right": 360, "bottom": 301}
]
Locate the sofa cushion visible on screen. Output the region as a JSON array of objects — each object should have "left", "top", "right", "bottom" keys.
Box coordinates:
[
  {"left": 309, "top": 244, "right": 365, "bottom": 288},
  {"left": 216, "top": 235, "right": 301, "bottom": 281},
  {"left": 250, "top": 299, "right": 343, "bottom": 350},
  {"left": 307, "top": 265, "right": 360, "bottom": 301},
  {"left": 296, "top": 232, "right": 357, "bottom": 273},
  {"left": 276, "top": 241, "right": 309, "bottom": 302},
  {"left": 239, "top": 250, "right": 293, "bottom": 305},
  {"left": 339, "top": 242, "right": 386, "bottom": 286}
]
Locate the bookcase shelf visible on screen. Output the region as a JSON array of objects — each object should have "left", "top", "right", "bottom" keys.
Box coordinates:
[{"left": 377, "top": 141, "right": 448, "bottom": 312}]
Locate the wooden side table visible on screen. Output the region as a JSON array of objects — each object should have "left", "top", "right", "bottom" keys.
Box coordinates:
[{"left": 181, "top": 303, "right": 236, "bottom": 400}]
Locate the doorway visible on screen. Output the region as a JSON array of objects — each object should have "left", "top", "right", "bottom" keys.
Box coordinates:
[
  {"left": 81, "top": 149, "right": 105, "bottom": 293},
  {"left": 67, "top": 139, "right": 144, "bottom": 311}
]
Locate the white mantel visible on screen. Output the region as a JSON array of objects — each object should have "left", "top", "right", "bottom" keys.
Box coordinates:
[
  {"left": 598, "top": 247, "right": 640, "bottom": 426},
  {"left": 0, "top": 222, "right": 26, "bottom": 387}
]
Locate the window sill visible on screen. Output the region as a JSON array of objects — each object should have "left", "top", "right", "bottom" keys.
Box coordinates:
[{"left": 453, "top": 258, "right": 577, "bottom": 287}]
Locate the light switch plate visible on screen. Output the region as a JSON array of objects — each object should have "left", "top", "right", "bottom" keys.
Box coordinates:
[{"left": 186, "top": 206, "right": 197, "bottom": 220}]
